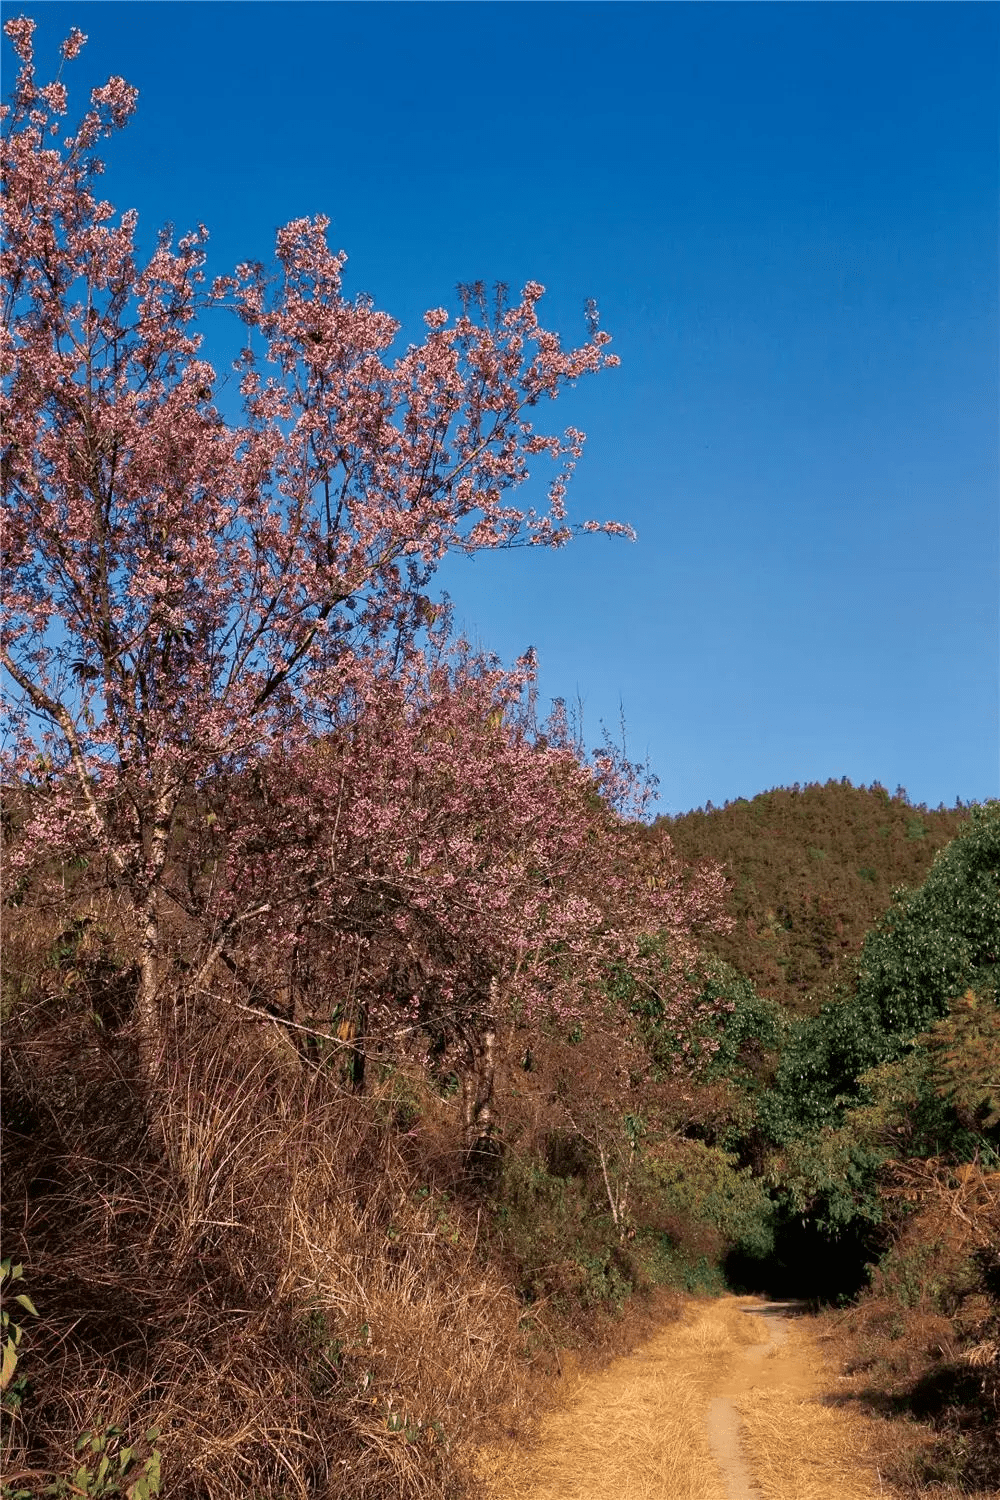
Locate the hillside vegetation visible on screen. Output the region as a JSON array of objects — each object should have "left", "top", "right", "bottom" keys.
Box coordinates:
[
  {"left": 3, "top": 783, "right": 998, "bottom": 1499},
  {"left": 660, "top": 780, "right": 970, "bottom": 1014},
  {"left": 2, "top": 25, "right": 997, "bottom": 1499}
]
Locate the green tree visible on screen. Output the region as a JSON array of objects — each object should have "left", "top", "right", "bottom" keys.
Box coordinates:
[{"left": 765, "top": 803, "right": 999, "bottom": 1140}]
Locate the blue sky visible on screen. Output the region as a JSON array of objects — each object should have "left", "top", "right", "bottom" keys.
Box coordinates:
[{"left": 9, "top": 2, "right": 998, "bottom": 814}]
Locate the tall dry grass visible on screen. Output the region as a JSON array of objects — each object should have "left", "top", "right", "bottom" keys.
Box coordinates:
[{"left": 1, "top": 982, "right": 533, "bottom": 1499}]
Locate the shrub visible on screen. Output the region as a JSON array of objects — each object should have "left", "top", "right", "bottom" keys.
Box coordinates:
[{"left": 636, "top": 1137, "right": 775, "bottom": 1264}]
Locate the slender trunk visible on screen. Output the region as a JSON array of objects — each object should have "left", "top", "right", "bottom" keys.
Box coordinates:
[
  {"left": 597, "top": 1142, "right": 621, "bottom": 1233},
  {"left": 132, "top": 790, "right": 176, "bottom": 1102},
  {"left": 135, "top": 884, "right": 165, "bottom": 1092},
  {"left": 463, "top": 977, "right": 499, "bottom": 1168}
]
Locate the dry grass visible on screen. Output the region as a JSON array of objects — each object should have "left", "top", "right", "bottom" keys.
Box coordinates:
[
  {"left": 477, "top": 1293, "right": 926, "bottom": 1500},
  {"left": 737, "top": 1387, "right": 916, "bottom": 1500},
  {"left": 1, "top": 985, "right": 532, "bottom": 1499},
  {"left": 1, "top": 898, "right": 703, "bottom": 1499},
  {"left": 811, "top": 1161, "right": 1000, "bottom": 1499},
  {"left": 475, "top": 1298, "right": 766, "bottom": 1500},
  {"left": 483, "top": 1369, "right": 723, "bottom": 1500}
]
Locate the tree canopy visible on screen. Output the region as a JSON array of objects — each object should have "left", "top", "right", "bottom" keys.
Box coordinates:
[{"left": 1, "top": 18, "right": 728, "bottom": 1130}]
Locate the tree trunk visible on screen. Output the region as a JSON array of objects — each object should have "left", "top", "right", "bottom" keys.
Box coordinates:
[
  {"left": 132, "top": 790, "right": 176, "bottom": 1107},
  {"left": 133, "top": 880, "right": 171, "bottom": 1109},
  {"left": 461, "top": 1023, "right": 497, "bottom": 1147},
  {"left": 462, "top": 977, "right": 500, "bottom": 1176},
  {"left": 347, "top": 1002, "right": 367, "bottom": 1093}
]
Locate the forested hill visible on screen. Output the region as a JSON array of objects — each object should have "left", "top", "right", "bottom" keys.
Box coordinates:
[{"left": 658, "top": 780, "right": 970, "bottom": 1014}]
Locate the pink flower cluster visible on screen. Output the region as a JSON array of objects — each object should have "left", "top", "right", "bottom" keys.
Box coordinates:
[{"left": 1, "top": 23, "right": 729, "bottom": 1085}]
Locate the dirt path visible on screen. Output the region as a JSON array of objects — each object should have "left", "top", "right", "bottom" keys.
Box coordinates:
[
  {"left": 705, "top": 1299, "right": 816, "bottom": 1499},
  {"left": 478, "top": 1296, "right": 898, "bottom": 1500}
]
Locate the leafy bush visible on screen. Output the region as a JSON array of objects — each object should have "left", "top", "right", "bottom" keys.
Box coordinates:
[
  {"left": 485, "top": 1148, "right": 638, "bottom": 1318},
  {"left": 695, "top": 961, "right": 786, "bottom": 1092},
  {"left": 637, "top": 1138, "right": 775, "bottom": 1263},
  {"left": 857, "top": 803, "right": 1000, "bottom": 1029},
  {"left": 0, "top": 1260, "right": 37, "bottom": 1413}
]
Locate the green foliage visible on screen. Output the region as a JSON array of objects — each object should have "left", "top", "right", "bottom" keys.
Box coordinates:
[
  {"left": 762, "top": 997, "right": 888, "bottom": 1139},
  {"left": 1, "top": 1262, "right": 160, "bottom": 1499},
  {"left": 383, "top": 1406, "right": 448, "bottom": 1451},
  {"left": 638, "top": 1138, "right": 775, "bottom": 1261},
  {"left": 484, "top": 1132, "right": 764, "bottom": 1315},
  {"left": 0, "top": 1260, "right": 37, "bottom": 1408},
  {"left": 849, "top": 1050, "right": 972, "bottom": 1161},
  {"left": 921, "top": 990, "right": 1000, "bottom": 1135},
  {"left": 614, "top": 945, "right": 786, "bottom": 1087},
  {"left": 295, "top": 1307, "right": 347, "bottom": 1396},
  {"left": 641, "top": 1243, "right": 727, "bottom": 1294},
  {"left": 606, "top": 933, "right": 676, "bottom": 1038},
  {"left": 8, "top": 1426, "right": 163, "bottom": 1500},
  {"left": 763, "top": 802, "right": 1000, "bottom": 1140},
  {"left": 659, "top": 780, "right": 970, "bottom": 1013},
  {"left": 843, "top": 995, "right": 1000, "bottom": 1166},
  {"left": 572, "top": 1250, "right": 633, "bottom": 1311},
  {"left": 768, "top": 1127, "right": 886, "bottom": 1237},
  {"left": 854, "top": 801, "right": 999, "bottom": 1037},
  {"left": 695, "top": 960, "right": 787, "bottom": 1090},
  {"left": 489, "top": 1151, "right": 627, "bottom": 1311}
]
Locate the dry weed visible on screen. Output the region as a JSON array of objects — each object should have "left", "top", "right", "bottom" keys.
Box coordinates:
[
  {"left": 737, "top": 1387, "right": 916, "bottom": 1500},
  {"left": 814, "top": 1161, "right": 1000, "bottom": 1497},
  {"left": 2, "top": 1000, "right": 529, "bottom": 1498}
]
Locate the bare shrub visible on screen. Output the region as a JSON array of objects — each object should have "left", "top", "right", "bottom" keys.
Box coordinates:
[{"left": 820, "top": 1159, "right": 1000, "bottom": 1497}]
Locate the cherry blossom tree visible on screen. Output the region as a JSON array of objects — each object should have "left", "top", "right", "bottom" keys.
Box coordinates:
[
  {"left": 187, "top": 637, "right": 730, "bottom": 1148},
  {"left": 1, "top": 19, "right": 729, "bottom": 1123}
]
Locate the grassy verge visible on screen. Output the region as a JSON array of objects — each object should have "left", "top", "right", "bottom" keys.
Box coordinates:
[
  {"left": 2, "top": 987, "right": 528, "bottom": 1498},
  {"left": 811, "top": 1161, "right": 1000, "bottom": 1498}
]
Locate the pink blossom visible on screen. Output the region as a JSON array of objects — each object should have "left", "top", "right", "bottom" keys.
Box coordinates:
[{"left": 0, "top": 28, "right": 727, "bottom": 1103}]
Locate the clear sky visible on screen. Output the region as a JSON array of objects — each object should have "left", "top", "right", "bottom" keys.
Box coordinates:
[{"left": 8, "top": 2, "right": 998, "bottom": 814}]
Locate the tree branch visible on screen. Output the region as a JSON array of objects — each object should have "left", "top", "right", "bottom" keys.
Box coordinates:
[{"left": 0, "top": 646, "right": 124, "bottom": 874}]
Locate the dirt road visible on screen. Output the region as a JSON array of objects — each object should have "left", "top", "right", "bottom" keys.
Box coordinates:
[
  {"left": 480, "top": 1296, "right": 898, "bottom": 1500},
  {"left": 705, "top": 1299, "right": 824, "bottom": 1499}
]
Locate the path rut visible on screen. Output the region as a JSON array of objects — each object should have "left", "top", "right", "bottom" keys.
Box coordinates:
[{"left": 705, "top": 1300, "right": 811, "bottom": 1499}]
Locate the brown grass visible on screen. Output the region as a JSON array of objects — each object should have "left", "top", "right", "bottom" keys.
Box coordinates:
[
  {"left": 0, "top": 895, "right": 708, "bottom": 1499},
  {"left": 811, "top": 1161, "right": 1000, "bottom": 1499},
  {"left": 475, "top": 1298, "right": 767, "bottom": 1500},
  {"left": 737, "top": 1387, "right": 917, "bottom": 1500},
  {"left": 1, "top": 983, "right": 533, "bottom": 1499}
]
